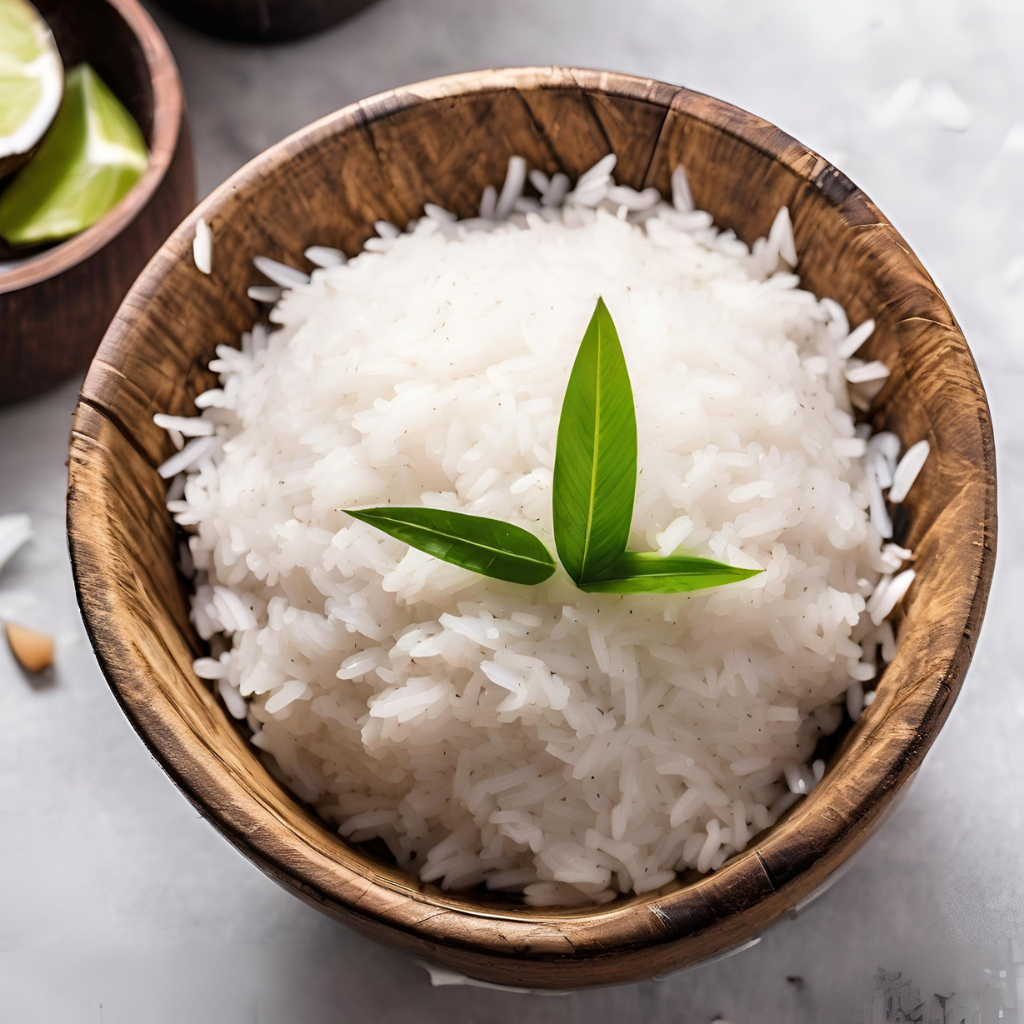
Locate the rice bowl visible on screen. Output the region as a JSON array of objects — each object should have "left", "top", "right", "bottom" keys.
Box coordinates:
[
  {"left": 160, "top": 154, "right": 927, "bottom": 906},
  {"left": 67, "top": 67, "right": 994, "bottom": 986}
]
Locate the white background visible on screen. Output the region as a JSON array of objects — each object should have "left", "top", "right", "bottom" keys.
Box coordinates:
[{"left": 2, "top": 0, "right": 1022, "bottom": 1020}]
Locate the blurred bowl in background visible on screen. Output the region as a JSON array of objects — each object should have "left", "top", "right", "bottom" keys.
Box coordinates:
[
  {"left": 0, "top": 0, "right": 196, "bottom": 406},
  {"left": 152, "top": 0, "right": 379, "bottom": 42}
]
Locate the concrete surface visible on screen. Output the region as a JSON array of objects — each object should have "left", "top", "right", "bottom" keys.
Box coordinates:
[{"left": 2, "top": 0, "right": 1022, "bottom": 1020}]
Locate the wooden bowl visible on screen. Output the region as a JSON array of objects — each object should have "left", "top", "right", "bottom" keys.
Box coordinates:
[
  {"left": 151, "top": 0, "right": 379, "bottom": 42},
  {"left": 66, "top": 68, "right": 997, "bottom": 988},
  {"left": 0, "top": 0, "right": 195, "bottom": 406}
]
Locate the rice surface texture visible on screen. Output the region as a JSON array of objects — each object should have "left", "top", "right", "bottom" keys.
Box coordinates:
[{"left": 167, "top": 161, "right": 914, "bottom": 906}]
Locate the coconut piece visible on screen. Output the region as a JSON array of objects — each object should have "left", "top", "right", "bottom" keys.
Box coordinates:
[{"left": 5, "top": 620, "right": 54, "bottom": 672}]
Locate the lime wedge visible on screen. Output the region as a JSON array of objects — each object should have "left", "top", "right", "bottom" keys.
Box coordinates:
[
  {"left": 0, "top": 63, "right": 148, "bottom": 246},
  {"left": 0, "top": 0, "right": 63, "bottom": 177}
]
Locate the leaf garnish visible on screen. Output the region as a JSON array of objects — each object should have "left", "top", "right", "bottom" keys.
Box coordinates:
[
  {"left": 344, "top": 507, "right": 556, "bottom": 585},
  {"left": 344, "top": 298, "right": 759, "bottom": 596},
  {"left": 552, "top": 297, "right": 637, "bottom": 584},
  {"left": 578, "top": 551, "right": 761, "bottom": 595}
]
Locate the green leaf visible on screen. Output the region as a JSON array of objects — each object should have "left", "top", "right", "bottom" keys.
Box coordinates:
[
  {"left": 578, "top": 551, "right": 762, "bottom": 595},
  {"left": 344, "top": 507, "right": 556, "bottom": 585},
  {"left": 552, "top": 297, "right": 638, "bottom": 584}
]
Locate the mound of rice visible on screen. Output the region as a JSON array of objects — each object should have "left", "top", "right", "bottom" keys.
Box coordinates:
[{"left": 164, "top": 156, "right": 922, "bottom": 906}]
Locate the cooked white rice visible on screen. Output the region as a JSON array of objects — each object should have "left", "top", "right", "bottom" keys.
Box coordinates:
[
  {"left": 193, "top": 218, "right": 212, "bottom": 275},
  {"left": 160, "top": 156, "right": 925, "bottom": 906}
]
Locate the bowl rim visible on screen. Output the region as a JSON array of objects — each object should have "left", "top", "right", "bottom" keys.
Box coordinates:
[
  {"left": 67, "top": 66, "right": 997, "bottom": 985},
  {"left": 0, "top": 0, "right": 184, "bottom": 295}
]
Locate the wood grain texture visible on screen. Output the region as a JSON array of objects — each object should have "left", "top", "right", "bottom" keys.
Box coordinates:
[
  {"left": 151, "top": 0, "right": 378, "bottom": 41},
  {"left": 0, "top": 0, "right": 196, "bottom": 406},
  {"left": 65, "top": 67, "right": 997, "bottom": 988}
]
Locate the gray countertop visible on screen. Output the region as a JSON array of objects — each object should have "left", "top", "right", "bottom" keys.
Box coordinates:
[{"left": 2, "top": 1, "right": 1022, "bottom": 1021}]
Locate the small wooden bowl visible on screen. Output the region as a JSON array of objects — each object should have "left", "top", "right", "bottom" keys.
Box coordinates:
[
  {"left": 152, "top": 0, "right": 378, "bottom": 42},
  {"left": 66, "top": 68, "right": 997, "bottom": 988},
  {"left": 0, "top": 0, "right": 196, "bottom": 406}
]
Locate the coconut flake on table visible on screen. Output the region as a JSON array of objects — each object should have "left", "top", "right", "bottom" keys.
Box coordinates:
[
  {"left": 1003, "top": 122, "right": 1024, "bottom": 154},
  {"left": 922, "top": 82, "right": 973, "bottom": 132},
  {"left": 157, "top": 154, "right": 927, "bottom": 906},
  {"left": 869, "top": 79, "right": 972, "bottom": 133},
  {"left": 0, "top": 514, "right": 32, "bottom": 576},
  {"left": 870, "top": 79, "right": 926, "bottom": 130},
  {"left": 1002, "top": 255, "right": 1024, "bottom": 293}
]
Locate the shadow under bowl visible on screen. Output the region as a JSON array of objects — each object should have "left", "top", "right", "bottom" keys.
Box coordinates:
[{"left": 66, "top": 67, "right": 996, "bottom": 989}]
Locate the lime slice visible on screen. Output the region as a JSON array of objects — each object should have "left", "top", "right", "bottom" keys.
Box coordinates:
[
  {"left": 0, "top": 63, "right": 148, "bottom": 246},
  {"left": 0, "top": 0, "right": 63, "bottom": 177}
]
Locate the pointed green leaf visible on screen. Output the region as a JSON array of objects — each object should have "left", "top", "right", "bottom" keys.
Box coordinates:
[
  {"left": 552, "top": 297, "right": 637, "bottom": 584},
  {"left": 345, "top": 507, "right": 556, "bottom": 585},
  {"left": 578, "top": 551, "right": 762, "bottom": 595}
]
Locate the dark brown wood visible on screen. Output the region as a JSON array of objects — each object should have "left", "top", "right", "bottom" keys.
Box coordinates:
[
  {"left": 65, "top": 67, "right": 997, "bottom": 989},
  {"left": 151, "top": 0, "right": 378, "bottom": 42},
  {"left": 0, "top": 0, "right": 196, "bottom": 406},
  {"left": 0, "top": 141, "right": 43, "bottom": 182}
]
